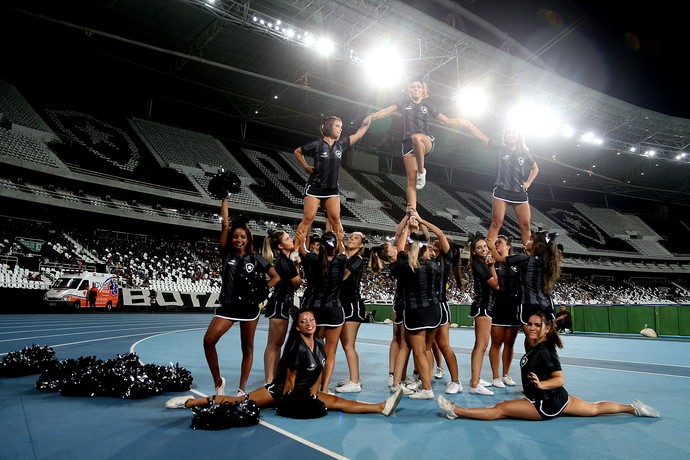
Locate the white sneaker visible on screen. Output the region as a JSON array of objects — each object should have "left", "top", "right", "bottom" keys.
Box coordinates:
[
  {"left": 403, "top": 376, "right": 417, "bottom": 386},
  {"left": 236, "top": 388, "right": 246, "bottom": 397},
  {"left": 502, "top": 375, "right": 517, "bottom": 386},
  {"left": 632, "top": 399, "right": 660, "bottom": 418},
  {"left": 406, "top": 379, "right": 422, "bottom": 391},
  {"left": 392, "top": 382, "right": 414, "bottom": 395},
  {"left": 445, "top": 381, "right": 462, "bottom": 394},
  {"left": 336, "top": 378, "right": 351, "bottom": 387},
  {"left": 492, "top": 378, "right": 506, "bottom": 388},
  {"left": 479, "top": 378, "right": 493, "bottom": 387},
  {"left": 409, "top": 389, "right": 434, "bottom": 400},
  {"left": 437, "top": 395, "right": 458, "bottom": 420},
  {"left": 388, "top": 373, "right": 394, "bottom": 388},
  {"left": 215, "top": 377, "right": 226, "bottom": 395},
  {"left": 469, "top": 384, "right": 494, "bottom": 396},
  {"left": 166, "top": 395, "right": 193, "bottom": 409},
  {"left": 335, "top": 380, "right": 362, "bottom": 393},
  {"left": 415, "top": 169, "right": 427, "bottom": 190},
  {"left": 434, "top": 367, "right": 444, "bottom": 379},
  {"left": 382, "top": 386, "right": 403, "bottom": 416}
]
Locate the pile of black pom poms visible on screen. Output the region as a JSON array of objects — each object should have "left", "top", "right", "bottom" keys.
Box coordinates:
[
  {"left": 0, "top": 344, "right": 57, "bottom": 377},
  {"left": 190, "top": 396, "right": 260, "bottom": 430},
  {"left": 35, "top": 352, "right": 193, "bottom": 399}
]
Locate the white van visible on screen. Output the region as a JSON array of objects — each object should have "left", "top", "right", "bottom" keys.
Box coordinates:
[{"left": 43, "top": 271, "right": 119, "bottom": 311}]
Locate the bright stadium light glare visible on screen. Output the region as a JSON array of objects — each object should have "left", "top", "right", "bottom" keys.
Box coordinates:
[
  {"left": 364, "top": 47, "right": 402, "bottom": 86},
  {"left": 315, "top": 36, "right": 334, "bottom": 55},
  {"left": 507, "top": 102, "right": 560, "bottom": 137},
  {"left": 456, "top": 87, "right": 488, "bottom": 117}
]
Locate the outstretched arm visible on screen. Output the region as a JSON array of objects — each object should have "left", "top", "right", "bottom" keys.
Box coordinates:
[
  {"left": 415, "top": 214, "right": 450, "bottom": 254},
  {"left": 368, "top": 104, "right": 398, "bottom": 121},
  {"left": 455, "top": 118, "right": 490, "bottom": 146},
  {"left": 348, "top": 117, "right": 371, "bottom": 145}
]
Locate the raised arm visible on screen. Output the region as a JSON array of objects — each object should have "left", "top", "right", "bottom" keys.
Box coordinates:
[
  {"left": 368, "top": 103, "right": 398, "bottom": 121},
  {"left": 456, "top": 119, "right": 490, "bottom": 146},
  {"left": 219, "top": 198, "right": 230, "bottom": 251},
  {"left": 416, "top": 214, "right": 450, "bottom": 254},
  {"left": 348, "top": 117, "right": 371, "bottom": 145}
]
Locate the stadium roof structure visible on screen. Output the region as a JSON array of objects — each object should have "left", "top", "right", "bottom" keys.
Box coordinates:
[{"left": 3, "top": 0, "right": 690, "bottom": 207}]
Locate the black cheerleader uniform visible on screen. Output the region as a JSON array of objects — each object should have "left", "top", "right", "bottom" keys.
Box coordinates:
[
  {"left": 216, "top": 250, "right": 272, "bottom": 321},
  {"left": 340, "top": 254, "right": 367, "bottom": 322},
  {"left": 302, "top": 253, "right": 347, "bottom": 327},
  {"left": 504, "top": 254, "right": 555, "bottom": 324},
  {"left": 395, "top": 96, "right": 439, "bottom": 156},
  {"left": 520, "top": 341, "right": 569, "bottom": 419},
  {"left": 264, "top": 253, "right": 299, "bottom": 320},
  {"left": 491, "top": 261, "right": 521, "bottom": 327},
  {"left": 396, "top": 252, "right": 442, "bottom": 331},
  {"left": 489, "top": 138, "right": 536, "bottom": 204},
  {"left": 300, "top": 137, "right": 351, "bottom": 198},
  {"left": 435, "top": 248, "right": 453, "bottom": 325},
  {"left": 469, "top": 259, "right": 495, "bottom": 318},
  {"left": 266, "top": 337, "right": 327, "bottom": 402}
]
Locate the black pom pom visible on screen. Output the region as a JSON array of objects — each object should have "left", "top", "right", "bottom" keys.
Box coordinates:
[
  {"left": 0, "top": 344, "right": 56, "bottom": 377},
  {"left": 208, "top": 169, "right": 241, "bottom": 199}
]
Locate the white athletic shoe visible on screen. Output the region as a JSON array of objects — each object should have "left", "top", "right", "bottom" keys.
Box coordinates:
[
  {"left": 215, "top": 377, "right": 226, "bottom": 395},
  {"left": 437, "top": 395, "right": 458, "bottom": 420},
  {"left": 166, "top": 395, "right": 193, "bottom": 409},
  {"left": 434, "top": 367, "right": 444, "bottom": 379},
  {"left": 416, "top": 169, "right": 427, "bottom": 190},
  {"left": 388, "top": 373, "right": 394, "bottom": 388},
  {"left": 492, "top": 378, "right": 506, "bottom": 388},
  {"left": 392, "top": 382, "right": 414, "bottom": 395},
  {"left": 409, "top": 389, "right": 434, "bottom": 400},
  {"left": 469, "top": 384, "right": 494, "bottom": 396},
  {"left": 502, "top": 375, "right": 517, "bottom": 386},
  {"left": 335, "top": 380, "right": 362, "bottom": 393},
  {"left": 382, "top": 386, "right": 403, "bottom": 416},
  {"left": 479, "top": 378, "right": 493, "bottom": 387},
  {"left": 632, "top": 399, "right": 660, "bottom": 418},
  {"left": 445, "top": 381, "right": 463, "bottom": 394}
]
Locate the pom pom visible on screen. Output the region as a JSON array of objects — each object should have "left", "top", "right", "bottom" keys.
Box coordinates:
[
  {"left": 190, "top": 396, "right": 260, "bottom": 430},
  {"left": 0, "top": 344, "right": 56, "bottom": 377},
  {"left": 208, "top": 168, "right": 242, "bottom": 199}
]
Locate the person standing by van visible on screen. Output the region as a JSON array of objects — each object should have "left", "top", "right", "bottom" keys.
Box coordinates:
[{"left": 88, "top": 282, "right": 98, "bottom": 312}]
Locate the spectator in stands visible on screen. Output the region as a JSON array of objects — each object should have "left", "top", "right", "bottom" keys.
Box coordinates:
[
  {"left": 167, "top": 309, "right": 403, "bottom": 417},
  {"left": 88, "top": 282, "right": 98, "bottom": 312},
  {"left": 261, "top": 229, "right": 302, "bottom": 384},
  {"left": 489, "top": 235, "right": 521, "bottom": 388},
  {"left": 203, "top": 198, "right": 280, "bottom": 397},
  {"left": 464, "top": 233, "right": 499, "bottom": 395},
  {"left": 437, "top": 309, "right": 660, "bottom": 421},
  {"left": 335, "top": 231, "right": 368, "bottom": 393},
  {"left": 367, "top": 77, "right": 468, "bottom": 213},
  {"left": 555, "top": 304, "right": 572, "bottom": 333},
  {"left": 298, "top": 231, "right": 348, "bottom": 394},
  {"left": 458, "top": 121, "right": 539, "bottom": 247},
  {"left": 293, "top": 115, "right": 371, "bottom": 252},
  {"left": 487, "top": 231, "right": 562, "bottom": 352}
]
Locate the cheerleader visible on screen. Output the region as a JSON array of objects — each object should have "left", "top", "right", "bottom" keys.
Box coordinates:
[{"left": 261, "top": 229, "right": 302, "bottom": 384}]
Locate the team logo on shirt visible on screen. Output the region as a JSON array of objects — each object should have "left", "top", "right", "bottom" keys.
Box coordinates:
[
  {"left": 320, "top": 150, "right": 329, "bottom": 157},
  {"left": 519, "top": 157, "right": 525, "bottom": 166},
  {"left": 245, "top": 262, "right": 255, "bottom": 273},
  {"left": 421, "top": 106, "right": 428, "bottom": 114},
  {"left": 334, "top": 149, "right": 342, "bottom": 159},
  {"left": 307, "top": 363, "right": 317, "bottom": 370},
  {"left": 520, "top": 356, "right": 528, "bottom": 367},
  {"left": 511, "top": 266, "right": 518, "bottom": 273}
]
